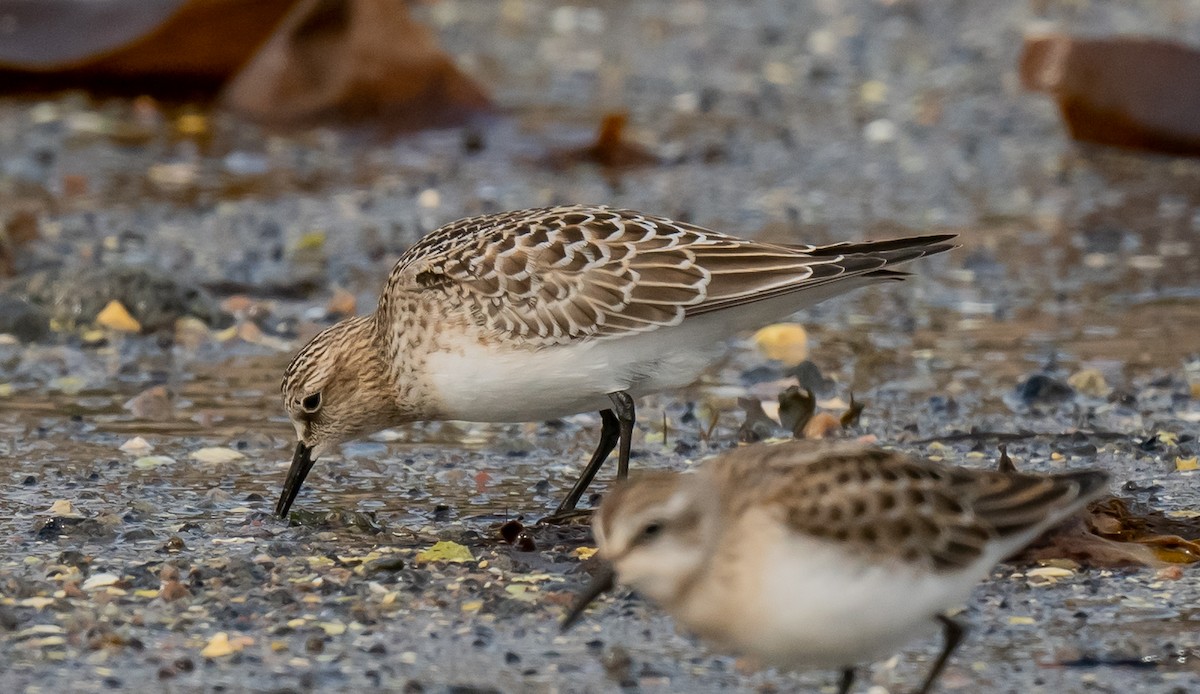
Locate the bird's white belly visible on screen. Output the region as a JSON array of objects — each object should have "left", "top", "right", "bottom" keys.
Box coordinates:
[
  {"left": 685, "top": 534, "right": 985, "bottom": 670},
  {"left": 423, "top": 331, "right": 723, "bottom": 423}
]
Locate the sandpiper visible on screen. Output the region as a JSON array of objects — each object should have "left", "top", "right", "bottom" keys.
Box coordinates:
[
  {"left": 561, "top": 440, "right": 1108, "bottom": 693},
  {"left": 275, "top": 205, "right": 955, "bottom": 520}
]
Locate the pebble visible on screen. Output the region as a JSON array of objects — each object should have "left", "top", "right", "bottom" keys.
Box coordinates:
[{"left": 188, "top": 447, "right": 246, "bottom": 464}]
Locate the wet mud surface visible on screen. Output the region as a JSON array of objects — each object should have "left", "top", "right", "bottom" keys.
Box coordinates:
[{"left": 2, "top": 1, "right": 1200, "bottom": 692}]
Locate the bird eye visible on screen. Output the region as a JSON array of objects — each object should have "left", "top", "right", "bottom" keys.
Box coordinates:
[
  {"left": 636, "top": 521, "right": 663, "bottom": 544},
  {"left": 300, "top": 392, "right": 322, "bottom": 413}
]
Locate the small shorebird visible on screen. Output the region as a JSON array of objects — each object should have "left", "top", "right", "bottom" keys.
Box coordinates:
[
  {"left": 275, "top": 205, "right": 955, "bottom": 520},
  {"left": 561, "top": 441, "right": 1108, "bottom": 692}
]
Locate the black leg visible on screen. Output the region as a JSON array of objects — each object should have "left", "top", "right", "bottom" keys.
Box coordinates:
[
  {"left": 608, "top": 391, "right": 635, "bottom": 480},
  {"left": 837, "top": 667, "right": 855, "bottom": 694},
  {"left": 915, "top": 615, "right": 966, "bottom": 694},
  {"left": 549, "top": 409, "right": 620, "bottom": 517}
]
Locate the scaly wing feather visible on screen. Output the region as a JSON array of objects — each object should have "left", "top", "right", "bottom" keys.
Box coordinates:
[{"left": 386, "top": 205, "right": 954, "bottom": 346}]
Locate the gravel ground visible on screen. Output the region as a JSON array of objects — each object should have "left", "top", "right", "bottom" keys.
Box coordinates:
[{"left": 1, "top": 1, "right": 1199, "bottom": 692}]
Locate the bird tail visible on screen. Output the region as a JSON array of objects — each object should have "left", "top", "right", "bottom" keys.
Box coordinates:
[{"left": 975, "top": 469, "right": 1110, "bottom": 540}]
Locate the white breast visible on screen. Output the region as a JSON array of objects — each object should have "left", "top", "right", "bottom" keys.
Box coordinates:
[
  {"left": 676, "top": 511, "right": 993, "bottom": 671},
  {"left": 422, "top": 325, "right": 725, "bottom": 422}
]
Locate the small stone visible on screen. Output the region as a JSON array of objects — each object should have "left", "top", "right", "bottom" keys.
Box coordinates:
[
  {"left": 0, "top": 297, "right": 50, "bottom": 342},
  {"left": 124, "top": 386, "right": 174, "bottom": 421},
  {"left": 859, "top": 80, "right": 888, "bottom": 105},
  {"left": 81, "top": 573, "right": 120, "bottom": 590},
  {"left": 133, "top": 456, "right": 174, "bottom": 470},
  {"left": 1017, "top": 374, "right": 1074, "bottom": 405},
  {"left": 189, "top": 447, "right": 246, "bottom": 464},
  {"left": 119, "top": 437, "right": 153, "bottom": 454},
  {"left": 363, "top": 555, "right": 406, "bottom": 574},
  {"left": 159, "top": 581, "right": 190, "bottom": 602},
  {"left": 863, "top": 119, "right": 897, "bottom": 143}
]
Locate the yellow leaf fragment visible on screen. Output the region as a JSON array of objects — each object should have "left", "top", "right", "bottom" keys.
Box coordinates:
[
  {"left": 201, "top": 633, "right": 235, "bottom": 658},
  {"left": 47, "top": 499, "right": 80, "bottom": 517},
  {"left": 1067, "top": 369, "right": 1109, "bottom": 397},
  {"left": 574, "top": 547, "right": 598, "bottom": 561},
  {"left": 95, "top": 300, "right": 141, "bottom": 333},
  {"left": 200, "top": 632, "right": 252, "bottom": 658},
  {"left": 504, "top": 584, "right": 538, "bottom": 603},
  {"left": 414, "top": 541, "right": 474, "bottom": 564},
  {"left": 176, "top": 113, "right": 209, "bottom": 137},
  {"left": 1008, "top": 616, "right": 1036, "bottom": 625},
  {"left": 1175, "top": 456, "right": 1198, "bottom": 472},
  {"left": 753, "top": 323, "right": 809, "bottom": 366},
  {"left": 296, "top": 231, "right": 326, "bottom": 252}
]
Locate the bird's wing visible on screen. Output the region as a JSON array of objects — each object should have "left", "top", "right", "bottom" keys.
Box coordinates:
[
  {"left": 717, "top": 441, "right": 1105, "bottom": 573},
  {"left": 387, "top": 205, "right": 953, "bottom": 346}
]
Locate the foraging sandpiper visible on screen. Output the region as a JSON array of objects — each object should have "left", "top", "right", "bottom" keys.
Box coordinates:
[
  {"left": 561, "top": 440, "right": 1108, "bottom": 693},
  {"left": 275, "top": 205, "right": 955, "bottom": 520}
]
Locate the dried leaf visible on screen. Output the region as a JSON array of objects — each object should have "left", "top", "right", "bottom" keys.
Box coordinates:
[
  {"left": 47, "top": 499, "right": 80, "bottom": 517},
  {"left": 802, "top": 412, "right": 841, "bottom": 440},
  {"left": 777, "top": 386, "right": 815, "bottom": 438},
  {"left": 996, "top": 444, "right": 1017, "bottom": 473},
  {"left": 95, "top": 300, "right": 142, "bottom": 333},
  {"left": 839, "top": 393, "right": 865, "bottom": 428},
  {"left": 737, "top": 397, "right": 779, "bottom": 444}
]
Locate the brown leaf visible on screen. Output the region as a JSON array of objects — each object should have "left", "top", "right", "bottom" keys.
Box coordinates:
[
  {"left": 1021, "top": 33, "right": 1200, "bottom": 156},
  {"left": 0, "top": 0, "right": 295, "bottom": 96},
  {"left": 1013, "top": 496, "right": 1200, "bottom": 568},
  {"left": 222, "top": 0, "right": 492, "bottom": 129}
]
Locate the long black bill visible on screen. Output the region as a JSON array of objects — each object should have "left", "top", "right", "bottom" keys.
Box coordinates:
[
  {"left": 560, "top": 561, "right": 616, "bottom": 632},
  {"left": 275, "top": 442, "right": 315, "bottom": 518}
]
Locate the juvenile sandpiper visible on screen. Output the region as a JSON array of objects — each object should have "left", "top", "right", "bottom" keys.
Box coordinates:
[
  {"left": 561, "top": 440, "right": 1108, "bottom": 693},
  {"left": 275, "top": 205, "right": 955, "bottom": 521}
]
